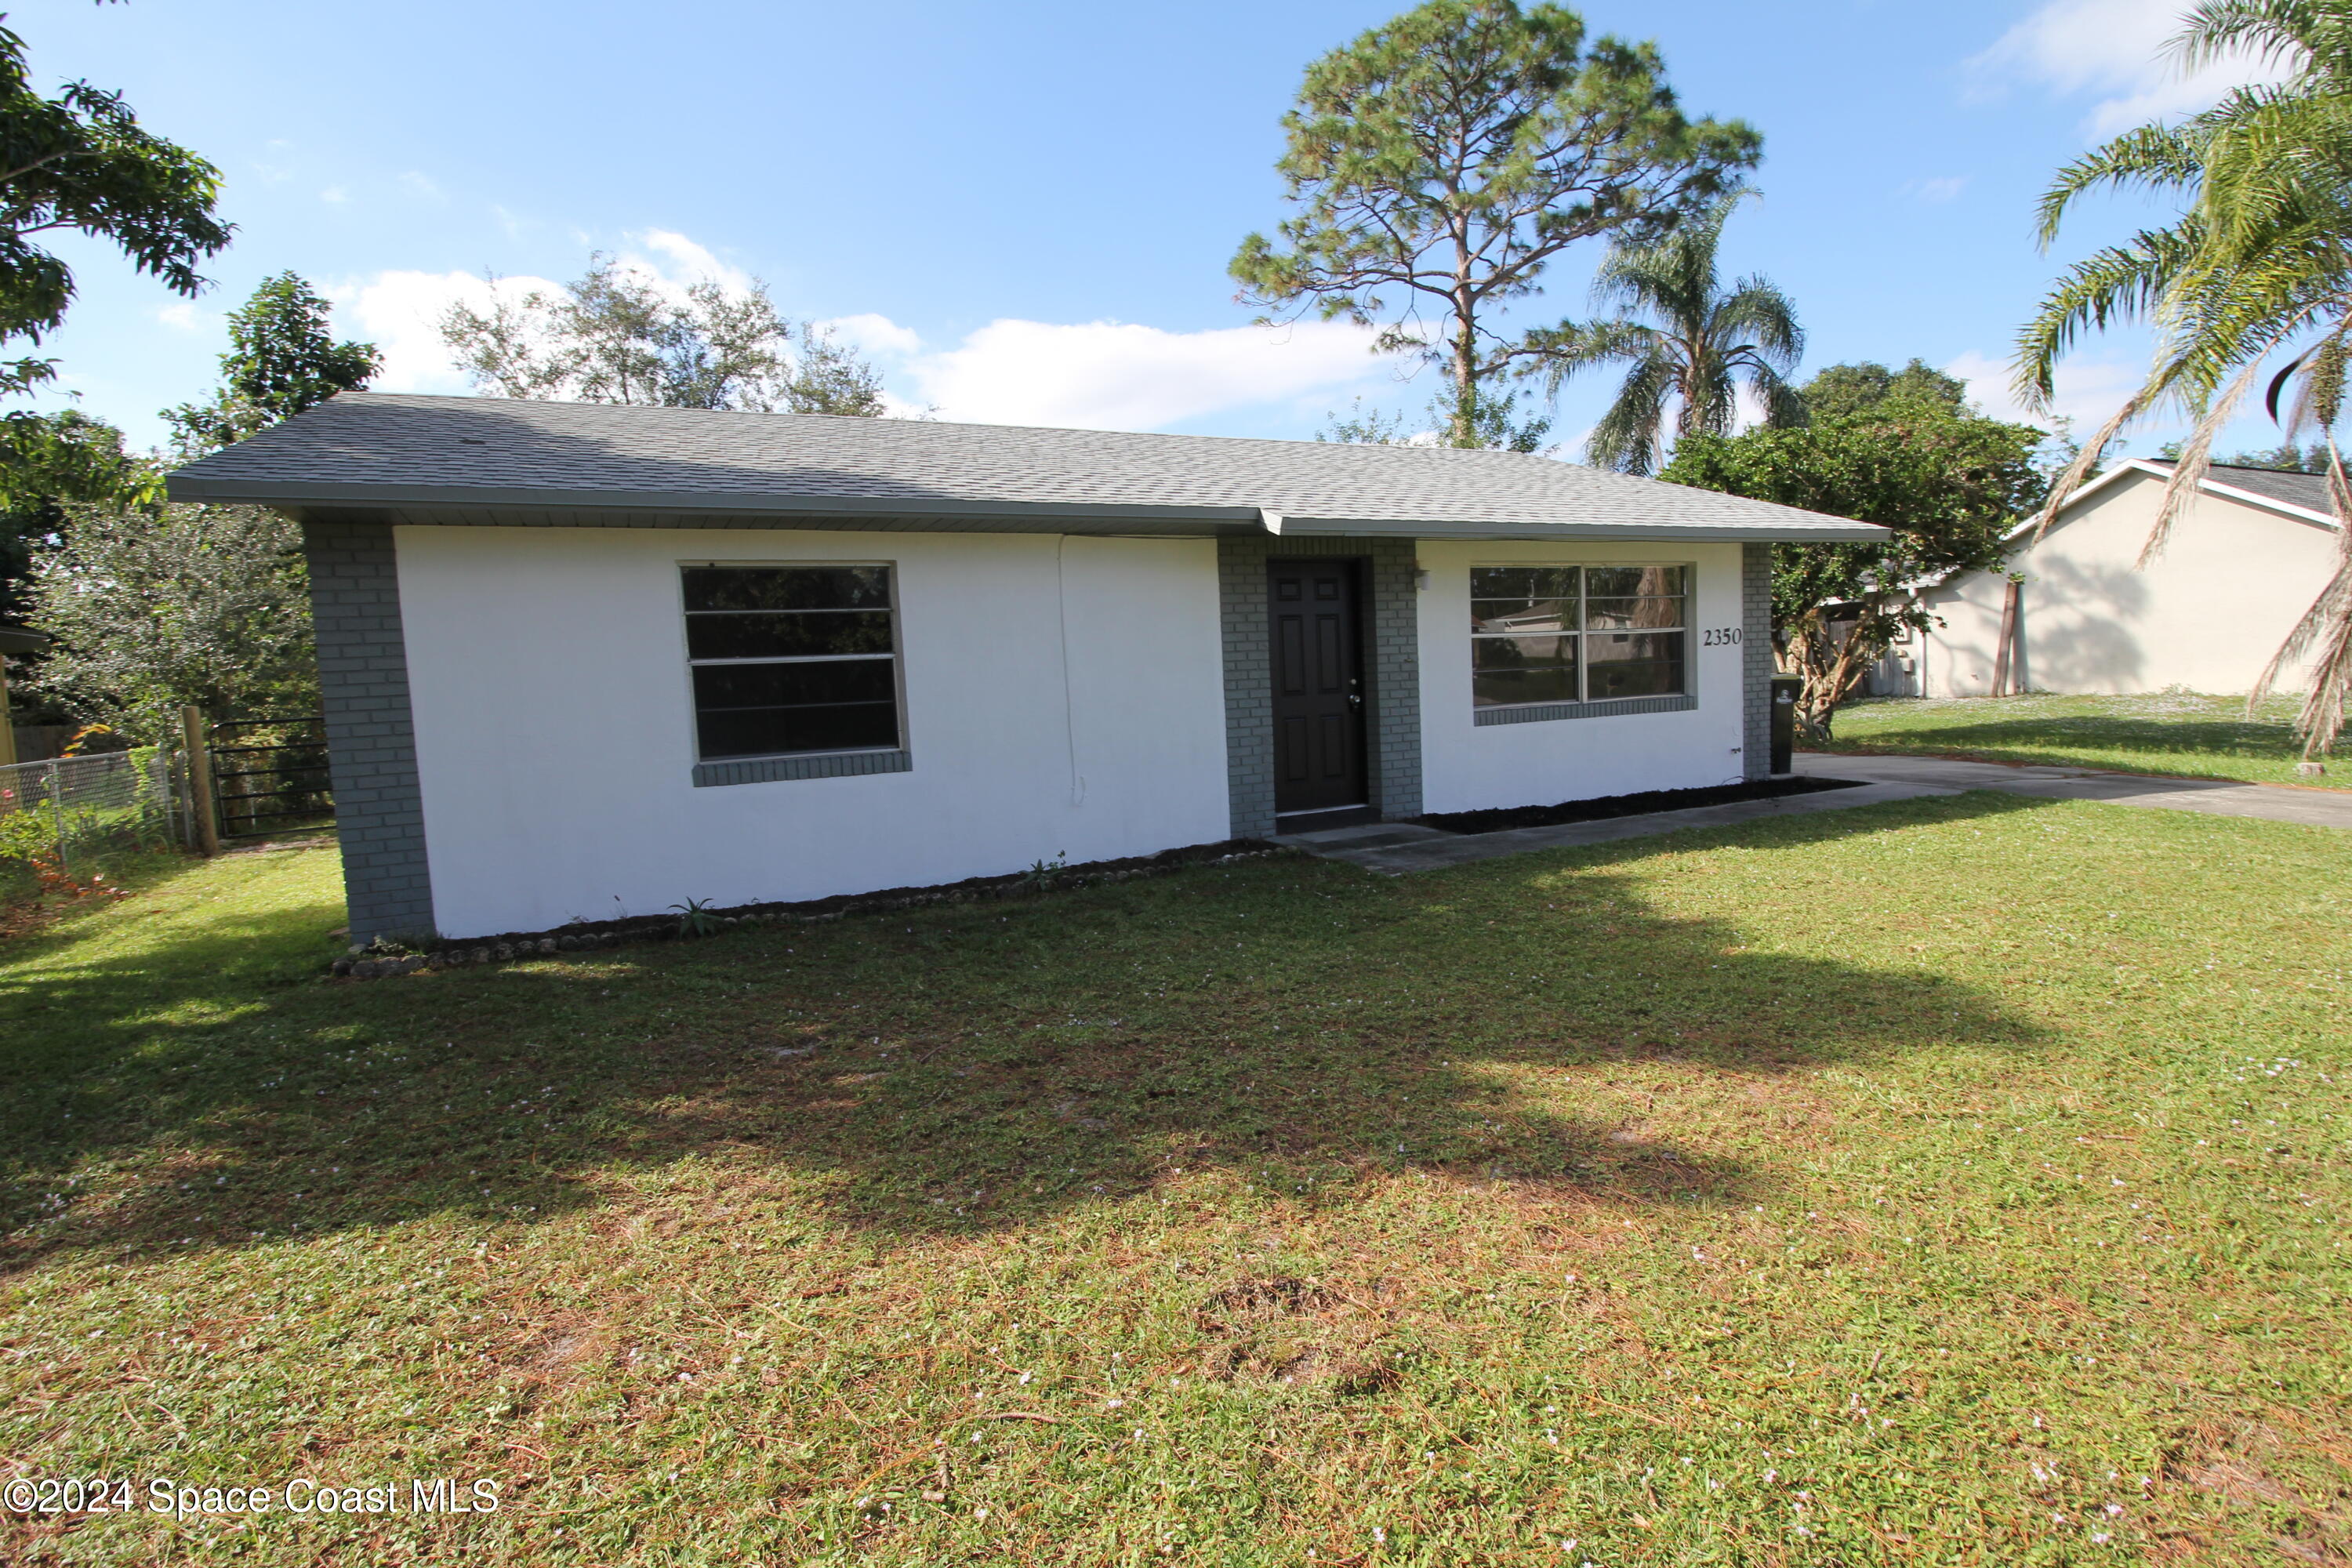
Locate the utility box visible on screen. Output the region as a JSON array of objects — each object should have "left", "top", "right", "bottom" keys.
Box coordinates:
[{"left": 1769, "top": 675, "right": 1801, "bottom": 775}]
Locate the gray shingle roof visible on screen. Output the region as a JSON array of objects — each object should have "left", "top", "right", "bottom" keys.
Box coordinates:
[
  {"left": 165, "top": 392, "right": 1889, "bottom": 542},
  {"left": 2147, "top": 458, "right": 2331, "bottom": 517}
]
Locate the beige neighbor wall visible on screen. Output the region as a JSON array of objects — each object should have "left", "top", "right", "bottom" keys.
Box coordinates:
[{"left": 1917, "top": 466, "right": 2339, "bottom": 696}]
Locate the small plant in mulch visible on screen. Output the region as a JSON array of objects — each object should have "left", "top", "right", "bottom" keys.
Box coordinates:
[{"left": 670, "top": 897, "right": 721, "bottom": 939}]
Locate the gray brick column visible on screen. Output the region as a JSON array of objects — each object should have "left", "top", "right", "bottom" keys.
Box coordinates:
[
  {"left": 1217, "top": 534, "right": 1421, "bottom": 835},
  {"left": 1741, "top": 542, "right": 1775, "bottom": 780},
  {"left": 303, "top": 519, "right": 436, "bottom": 942}
]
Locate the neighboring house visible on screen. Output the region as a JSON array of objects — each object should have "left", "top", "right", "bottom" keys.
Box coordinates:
[
  {"left": 1889, "top": 459, "right": 2339, "bottom": 699},
  {"left": 0, "top": 625, "right": 52, "bottom": 768},
  {"left": 165, "top": 394, "right": 1882, "bottom": 942}
]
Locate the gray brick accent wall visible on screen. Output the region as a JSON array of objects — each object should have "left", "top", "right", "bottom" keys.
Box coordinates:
[
  {"left": 1742, "top": 542, "right": 1774, "bottom": 779},
  {"left": 1217, "top": 535, "right": 1421, "bottom": 837},
  {"left": 304, "top": 520, "right": 436, "bottom": 942}
]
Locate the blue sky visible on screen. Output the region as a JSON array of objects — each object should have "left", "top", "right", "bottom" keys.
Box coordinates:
[{"left": 15, "top": 0, "right": 2285, "bottom": 459}]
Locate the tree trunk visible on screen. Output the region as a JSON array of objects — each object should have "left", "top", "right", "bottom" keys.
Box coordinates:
[{"left": 1452, "top": 307, "right": 1479, "bottom": 448}]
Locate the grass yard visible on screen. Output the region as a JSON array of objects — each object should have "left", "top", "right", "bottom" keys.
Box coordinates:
[
  {"left": 2, "top": 797, "right": 2348, "bottom": 1566},
  {"left": 1819, "top": 692, "right": 2350, "bottom": 789}
]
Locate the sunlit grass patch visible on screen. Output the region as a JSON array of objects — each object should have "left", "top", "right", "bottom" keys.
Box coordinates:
[
  {"left": 1820, "top": 690, "right": 2348, "bottom": 789},
  {"left": 2, "top": 794, "right": 2347, "bottom": 1564}
]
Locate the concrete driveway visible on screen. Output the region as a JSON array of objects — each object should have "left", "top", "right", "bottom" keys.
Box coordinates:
[
  {"left": 1792, "top": 751, "right": 2352, "bottom": 829},
  {"left": 1276, "top": 751, "right": 2352, "bottom": 874}
]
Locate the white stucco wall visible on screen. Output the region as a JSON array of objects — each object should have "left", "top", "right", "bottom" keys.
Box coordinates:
[
  {"left": 1414, "top": 539, "right": 1751, "bottom": 815},
  {"left": 395, "top": 526, "right": 1229, "bottom": 938},
  {"left": 1919, "top": 468, "right": 2339, "bottom": 696}
]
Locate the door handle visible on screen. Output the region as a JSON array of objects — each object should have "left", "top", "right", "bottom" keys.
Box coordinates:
[{"left": 1347, "top": 694, "right": 1363, "bottom": 710}]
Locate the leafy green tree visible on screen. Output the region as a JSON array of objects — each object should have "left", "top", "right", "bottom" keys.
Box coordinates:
[
  {"left": 1663, "top": 407, "right": 2045, "bottom": 738},
  {"left": 1798, "top": 358, "right": 1967, "bottom": 421},
  {"left": 1316, "top": 397, "right": 1420, "bottom": 445},
  {"left": 2014, "top": 0, "right": 2352, "bottom": 757},
  {"left": 162, "top": 273, "right": 379, "bottom": 455},
  {"left": 22, "top": 501, "right": 316, "bottom": 739},
  {"left": 1524, "top": 195, "right": 1802, "bottom": 474},
  {"left": 2159, "top": 437, "right": 2329, "bottom": 472},
  {"left": 0, "top": 13, "right": 231, "bottom": 397},
  {"left": 440, "top": 255, "right": 891, "bottom": 416},
  {"left": 1316, "top": 384, "right": 1553, "bottom": 449},
  {"left": 1229, "top": 0, "right": 1758, "bottom": 448},
  {"left": 0, "top": 409, "right": 155, "bottom": 622}
]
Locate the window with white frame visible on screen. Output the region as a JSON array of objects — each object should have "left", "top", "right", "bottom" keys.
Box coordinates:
[
  {"left": 1470, "top": 564, "right": 1688, "bottom": 707},
  {"left": 681, "top": 564, "right": 901, "bottom": 760}
]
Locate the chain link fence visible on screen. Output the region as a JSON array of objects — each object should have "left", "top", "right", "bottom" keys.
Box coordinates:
[{"left": 0, "top": 747, "right": 191, "bottom": 895}]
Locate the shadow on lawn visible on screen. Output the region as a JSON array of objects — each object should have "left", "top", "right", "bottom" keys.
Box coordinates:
[{"left": 0, "top": 793, "right": 2055, "bottom": 1269}]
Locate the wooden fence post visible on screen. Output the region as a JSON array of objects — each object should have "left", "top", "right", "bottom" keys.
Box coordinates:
[{"left": 182, "top": 706, "right": 220, "bottom": 857}]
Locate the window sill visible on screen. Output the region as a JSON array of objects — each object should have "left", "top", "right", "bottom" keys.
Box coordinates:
[
  {"left": 691, "top": 749, "right": 913, "bottom": 788},
  {"left": 1473, "top": 694, "right": 1696, "bottom": 727}
]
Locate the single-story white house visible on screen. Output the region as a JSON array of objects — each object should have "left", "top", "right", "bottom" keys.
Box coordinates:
[
  {"left": 167, "top": 394, "right": 1883, "bottom": 942},
  {"left": 1886, "top": 458, "right": 2339, "bottom": 698}
]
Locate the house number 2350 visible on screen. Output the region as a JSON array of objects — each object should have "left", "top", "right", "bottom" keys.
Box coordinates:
[{"left": 1701, "top": 627, "right": 1742, "bottom": 646}]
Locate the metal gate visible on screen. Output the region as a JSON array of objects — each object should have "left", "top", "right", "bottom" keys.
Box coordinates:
[{"left": 207, "top": 717, "right": 334, "bottom": 840}]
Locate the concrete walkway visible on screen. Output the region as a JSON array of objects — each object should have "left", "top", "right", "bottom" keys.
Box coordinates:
[
  {"left": 1276, "top": 752, "right": 2352, "bottom": 874},
  {"left": 1792, "top": 751, "right": 2352, "bottom": 828}
]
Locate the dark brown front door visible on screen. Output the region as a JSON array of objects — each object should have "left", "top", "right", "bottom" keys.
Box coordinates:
[{"left": 1269, "top": 558, "right": 1367, "bottom": 817}]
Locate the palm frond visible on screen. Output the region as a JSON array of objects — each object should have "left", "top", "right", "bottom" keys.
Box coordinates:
[
  {"left": 2172, "top": 0, "right": 2328, "bottom": 78},
  {"left": 1708, "top": 276, "right": 1805, "bottom": 369},
  {"left": 2141, "top": 357, "right": 2266, "bottom": 565},
  {"left": 2028, "top": 385, "right": 2151, "bottom": 542},
  {"left": 2013, "top": 227, "right": 2199, "bottom": 404},
  {"left": 2034, "top": 124, "right": 2209, "bottom": 248},
  {"left": 1584, "top": 352, "right": 1675, "bottom": 475},
  {"left": 2249, "top": 441, "right": 2352, "bottom": 756}
]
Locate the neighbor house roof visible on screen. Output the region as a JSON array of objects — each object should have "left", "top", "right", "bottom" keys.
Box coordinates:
[
  {"left": 2143, "top": 457, "right": 2334, "bottom": 522},
  {"left": 165, "top": 392, "right": 1890, "bottom": 544},
  {"left": 2023, "top": 456, "right": 2339, "bottom": 538}
]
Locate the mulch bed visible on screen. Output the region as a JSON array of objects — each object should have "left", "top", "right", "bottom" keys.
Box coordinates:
[
  {"left": 1411, "top": 775, "right": 1864, "bottom": 836},
  {"left": 336, "top": 838, "right": 1287, "bottom": 978}
]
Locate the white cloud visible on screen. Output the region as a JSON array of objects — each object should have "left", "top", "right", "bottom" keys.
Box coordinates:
[
  {"left": 328, "top": 228, "right": 1401, "bottom": 427},
  {"left": 901, "top": 318, "right": 1396, "bottom": 430},
  {"left": 1907, "top": 176, "right": 1970, "bottom": 204},
  {"left": 1969, "top": 0, "right": 2287, "bottom": 136},
  {"left": 319, "top": 185, "right": 350, "bottom": 205},
  {"left": 818, "top": 311, "right": 923, "bottom": 358},
  {"left": 398, "top": 171, "right": 444, "bottom": 202},
  {"left": 1947, "top": 347, "right": 2148, "bottom": 432},
  {"left": 630, "top": 229, "right": 756, "bottom": 296},
  {"left": 328, "top": 268, "right": 564, "bottom": 395},
  {"left": 155, "top": 301, "right": 218, "bottom": 333}
]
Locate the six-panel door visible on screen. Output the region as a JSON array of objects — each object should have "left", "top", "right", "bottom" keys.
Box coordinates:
[{"left": 1269, "top": 558, "right": 1367, "bottom": 815}]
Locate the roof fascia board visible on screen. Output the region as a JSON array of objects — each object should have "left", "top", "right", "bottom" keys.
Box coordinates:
[
  {"left": 1276, "top": 514, "right": 1891, "bottom": 543},
  {"left": 172, "top": 482, "right": 1888, "bottom": 543}
]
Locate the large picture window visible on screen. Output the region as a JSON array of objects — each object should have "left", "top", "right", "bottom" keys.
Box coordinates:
[
  {"left": 1471, "top": 564, "right": 1687, "bottom": 707},
  {"left": 681, "top": 564, "right": 901, "bottom": 760}
]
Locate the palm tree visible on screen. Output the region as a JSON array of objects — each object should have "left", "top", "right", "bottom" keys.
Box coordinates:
[
  {"left": 2017, "top": 0, "right": 2352, "bottom": 760},
  {"left": 1525, "top": 196, "right": 1806, "bottom": 476}
]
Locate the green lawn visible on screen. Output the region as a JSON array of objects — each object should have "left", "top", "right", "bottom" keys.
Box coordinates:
[
  {"left": 2, "top": 800, "right": 2347, "bottom": 1566},
  {"left": 1819, "top": 691, "right": 2350, "bottom": 789}
]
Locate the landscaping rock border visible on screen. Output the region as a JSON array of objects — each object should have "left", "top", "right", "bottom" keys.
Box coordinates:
[{"left": 332, "top": 839, "right": 1287, "bottom": 979}]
